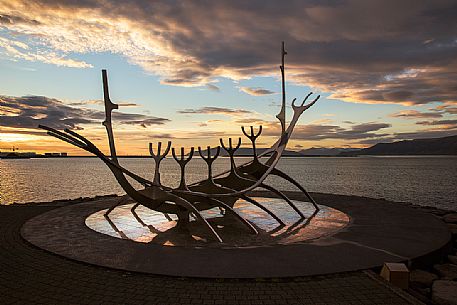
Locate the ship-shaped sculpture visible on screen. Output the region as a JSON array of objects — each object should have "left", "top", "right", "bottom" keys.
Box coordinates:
[{"left": 39, "top": 42, "right": 320, "bottom": 242}]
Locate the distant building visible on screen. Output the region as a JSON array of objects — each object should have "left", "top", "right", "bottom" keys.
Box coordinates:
[{"left": 44, "top": 152, "right": 68, "bottom": 157}]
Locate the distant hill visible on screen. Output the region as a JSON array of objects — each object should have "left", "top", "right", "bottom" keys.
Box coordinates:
[
  {"left": 200, "top": 147, "right": 303, "bottom": 157},
  {"left": 300, "top": 147, "right": 360, "bottom": 156},
  {"left": 342, "top": 135, "right": 457, "bottom": 155}
]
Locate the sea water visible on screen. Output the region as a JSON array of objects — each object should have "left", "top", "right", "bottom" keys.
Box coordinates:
[{"left": 1, "top": 156, "right": 456, "bottom": 210}]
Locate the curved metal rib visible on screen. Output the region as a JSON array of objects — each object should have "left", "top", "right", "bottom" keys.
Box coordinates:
[
  {"left": 206, "top": 197, "right": 258, "bottom": 234},
  {"left": 241, "top": 195, "right": 285, "bottom": 226},
  {"left": 104, "top": 195, "right": 131, "bottom": 218},
  {"left": 170, "top": 193, "right": 223, "bottom": 243},
  {"left": 130, "top": 203, "right": 162, "bottom": 234},
  {"left": 259, "top": 183, "right": 305, "bottom": 218},
  {"left": 270, "top": 168, "right": 319, "bottom": 210}
]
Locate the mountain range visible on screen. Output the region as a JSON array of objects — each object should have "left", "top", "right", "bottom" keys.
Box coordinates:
[
  {"left": 201, "top": 147, "right": 303, "bottom": 157},
  {"left": 299, "top": 147, "right": 360, "bottom": 156},
  {"left": 343, "top": 135, "right": 457, "bottom": 156},
  {"left": 213, "top": 135, "right": 457, "bottom": 157}
]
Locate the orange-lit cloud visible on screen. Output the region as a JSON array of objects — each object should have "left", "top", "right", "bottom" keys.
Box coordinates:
[
  {"left": 390, "top": 110, "right": 442, "bottom": 119},
  {"left": 1, "top": 0, "right": 456, "bottom": 105},
  {"left": 240, "top": 87, "right": 275, "bottom": 96},
  {"left": 177, "top": 107, "right": 252, "bottom": 116}
]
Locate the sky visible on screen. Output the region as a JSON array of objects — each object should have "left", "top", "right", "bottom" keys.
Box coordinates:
[{"left": 0, "top": 0, "right": 456, "bottom": 155}]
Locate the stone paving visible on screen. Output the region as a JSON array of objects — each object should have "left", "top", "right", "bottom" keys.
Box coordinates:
[{"left": 0, "top": 201, "right": 424, "bottom": 304}]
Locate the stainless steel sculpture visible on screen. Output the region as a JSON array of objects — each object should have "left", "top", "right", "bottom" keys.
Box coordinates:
[{"left": 39, "top": 42, "right": 320, "bottom": 242}]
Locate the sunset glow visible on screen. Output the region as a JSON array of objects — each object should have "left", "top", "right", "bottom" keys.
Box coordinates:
[{"left": 1, "top": 0, "right": 456, "bottom": 155}]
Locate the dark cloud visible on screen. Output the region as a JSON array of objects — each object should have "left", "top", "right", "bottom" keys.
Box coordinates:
[
  {"left": 262, "top": 121, "right": 391, "bottom": 141},
  {"left": 2, "top": 0, "right": 456, "bottom": 105},
  {"left": 120, "top": 118, "right": 169, "bottom": 128},
  {"left": 240, "top": 87, "right": 275, "bottom": 96},
  {"left": 357, "top": 138, "right": 395, "bottom": 145},
  {"left": 0, "top": 14, "right": 40, "bottom": 25},
  {"left": 349, "top": 122, "right": 391, "bottom": 133},
  {"left": 141, "top": 130, "right": 228, "bottom": 140},
  {"left": 177, "top": 107, "right": 252, "bottom": 115},
  {"left": 0, "top": 95, "right": 169, "bottom": 131}
]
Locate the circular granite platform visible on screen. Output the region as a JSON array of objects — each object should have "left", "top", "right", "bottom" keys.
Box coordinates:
[{"left": 21, "top": 192, "right": 451, "bottom": 278}]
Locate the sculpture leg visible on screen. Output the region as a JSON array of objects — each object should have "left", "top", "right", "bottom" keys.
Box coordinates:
[
  {"left": 260, "top": 183, "right": 305, "bottom": 219},
  {"left": 209, "top": 198, "right": 258, "bottom": 234},
  {"left": 241, "top": 195, "right": 285, "bottom": 226},
  {"left": 176, "top": 210, "right": 190, "bottom": 229},
  {"left": 271, "top": 168, "right": 319, "bottom": 211},
  {"left": 172, "top": 195, "right": 223, "bottom": 243}
]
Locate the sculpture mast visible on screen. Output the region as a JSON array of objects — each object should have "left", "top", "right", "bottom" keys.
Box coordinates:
[
  {"left": 276, "top": 41, "right": 287, "bottom": 134},
  {"left": 102, "top": 70, "right": 119, "bottom": 164}
]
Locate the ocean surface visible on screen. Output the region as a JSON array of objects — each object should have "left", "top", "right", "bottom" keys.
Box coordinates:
[{"left": 1, "top": 156, "right": 456, "bottom": 210}]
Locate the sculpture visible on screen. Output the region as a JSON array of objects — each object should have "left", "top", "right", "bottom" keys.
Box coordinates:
[{"left": 39, "top": 42, "right": 320, "bottom": 243}]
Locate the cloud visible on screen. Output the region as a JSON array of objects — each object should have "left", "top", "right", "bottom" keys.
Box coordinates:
[
  {"left": 0, "top": 37, "right": 92, "bottom": 68},
  {"left": 0, "top": 13, "right": 40, "bottom": 26},
  {"left": 434, "top": 105, "right": 457, "bottom": 114},
  {"left": 68, "top": 100, "right": 140, "bottom": 107},
  {"left": 262, "top": 121, "right": 391, "bottom": 141},
  {"left": 177, "top": 106, "right": 252, "bottom": 115},
  {"left": 240, "top": 87, "right": 275, "bottom": 96},
  {"left": 0, "top": 95, "right": 169, "bottom": 131},
  {"left": 118, "top": 118, "right": 169, "bottom": 128},
  {"left": 357, "top": 138, "right": 395, "bottom": 145},
  {"left": 234, "top": 118, "right": 268, "bottom": 125},
  {"left": 390, "top": 110, "right": 443, "bottom": 119},
  {"left": 1, "top": 1, "right": 456, "bottom": 104},
  {"left": 416, "top": 119, "right": 457, "bottom": 126},
  {"left": 206, "top": 84, "right": 220, "bottom": 92}
]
